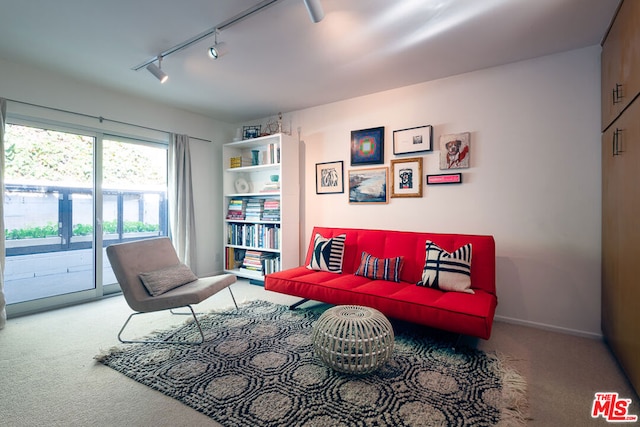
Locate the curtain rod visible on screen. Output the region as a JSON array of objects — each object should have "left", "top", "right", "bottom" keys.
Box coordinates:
[{"left": 4, "top": 98, "right": 212, "bottom": 143}]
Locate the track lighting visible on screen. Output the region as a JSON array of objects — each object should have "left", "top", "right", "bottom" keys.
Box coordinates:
[
  {"left": 303, "top": 0, "right": 324, "bottom": 23},
  {"left": 146, "top": 56, "right": 168, "bottom": 83},
  {"left": 133, "top": 0, "right": 324, "bottom": 74},
  {"left": 208, "top": 31, "right": 222, "bottom": 59}
]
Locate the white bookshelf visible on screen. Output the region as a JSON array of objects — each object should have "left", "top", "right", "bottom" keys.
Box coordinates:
[{"left": 222, "top": 133, "right": 299, "bottom": 282}]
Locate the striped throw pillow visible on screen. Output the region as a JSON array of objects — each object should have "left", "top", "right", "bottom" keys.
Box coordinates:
[
  {"left": 355, "top": 251, "right": 404, "bottom": 282},
  {"left": 306, "top": 233, "right": 347, "bottom": 273},
  {"left": 417, "top": 240, "right": 473, "bottom": 294}
]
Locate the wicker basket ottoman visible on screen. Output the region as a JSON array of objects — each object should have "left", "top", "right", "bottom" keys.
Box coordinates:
[{"left": 312, "top": 305, "right": 394, "bottom": 374}]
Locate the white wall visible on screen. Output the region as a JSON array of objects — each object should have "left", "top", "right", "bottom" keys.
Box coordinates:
[
  {"left": 284, "top": 46, "right": 602, "bottom": 337},
  {"left": 0, "top": 57, "right": 235, "bottom": 276},
  {"left": 2, "top": 45, "right": 603, "bottom": 337}
]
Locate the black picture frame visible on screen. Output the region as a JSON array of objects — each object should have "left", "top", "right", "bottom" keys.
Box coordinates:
[
  {"left": 426, "top": 173, "right": 463, "bottom": 185},
  {"left": 393, "top": 125, "right": 433, "bottom": 155},
  {"left": 242, "top": 125, "right": 261, "bottom": 140},
  {"left": 350, "top": 126, "right": 384, "bottom": 165},
  {"left": 316, "top": 161, "right": 344, "bottom": 194}
]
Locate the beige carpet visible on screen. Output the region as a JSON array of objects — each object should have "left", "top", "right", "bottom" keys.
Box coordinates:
[{"left": 0, "top": 280, "right": 638, "bottom": 426}]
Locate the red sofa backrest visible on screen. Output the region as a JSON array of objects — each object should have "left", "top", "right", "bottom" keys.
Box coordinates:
[{"left": 305, "top": 227, "right": 496, "bottom": 296}]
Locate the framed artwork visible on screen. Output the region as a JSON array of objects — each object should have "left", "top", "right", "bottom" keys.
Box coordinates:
[
  {"left": 427, "top": 173, "right": 463, "bottom": 185},
  {"left": 316, "top": 161, "right": 344, "bottom": 194},
  {"left": 393, "top": 125, "right": 433, "bottom": 155},
  {"left": 439, "top": 132, "right": 470, "bottom": 169},
  {"left": 243, "top": 125, "right": 261, "bottom": 140},
  {"left": 390, "top": 157, "right": 423, "bottom": 198},
  {"left": 348, "top": 167, "right": 388, "bottom": 204},
  {"left": 351, "top": 126, "right": 384, "bottom": 165}
]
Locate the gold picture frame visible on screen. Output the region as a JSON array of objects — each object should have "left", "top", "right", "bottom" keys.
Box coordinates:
[{"left": 390, "top": 157, "right": 423, "bottom": 198}]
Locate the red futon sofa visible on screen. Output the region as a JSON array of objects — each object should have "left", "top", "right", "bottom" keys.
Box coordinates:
[{"left": 265, "top": 227, "right": 497, "bottom": 339}]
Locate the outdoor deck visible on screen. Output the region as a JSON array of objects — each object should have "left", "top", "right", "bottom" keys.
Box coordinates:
[{"left": 4, "top": 248, "right": 117, "bottom": 305}]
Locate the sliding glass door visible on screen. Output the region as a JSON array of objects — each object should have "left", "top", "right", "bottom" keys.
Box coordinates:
[
  {"left": 100, "top": 136, "right": 168, "bottom": 290},
  {"left": 3, "top": 121, "right": 168, "bottom": 315},
  {"left": 3, "top": 123, "right": 96, "bottom": 305}
]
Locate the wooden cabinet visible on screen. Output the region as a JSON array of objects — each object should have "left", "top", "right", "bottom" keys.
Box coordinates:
[
  {"left": 601, "top": 0, "right": 640, "bottom": 131},
  {"left": 601, "top": 0, "right": 640, "bottom": 396},
  {"left": 222, "top": 133, "right": 299, "bottom": 282}
]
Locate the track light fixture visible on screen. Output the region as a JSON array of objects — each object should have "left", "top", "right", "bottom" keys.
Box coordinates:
[
  {"left": 208, "top": 31, "right": 222, "bottom": 59},
  {"left": 133, "top": 0, "right": 324, "bottom": 74},
  {"left": 303, "top": 0, "right": 324, "bottom": 23},
  {"left": 146, "top": 56, "right": 168, "bottom": 83}
]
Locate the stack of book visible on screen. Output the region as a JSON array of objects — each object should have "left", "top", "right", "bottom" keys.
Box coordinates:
[
  {"left": 226, "top": 198, "right": 246, "bottom": 220},
  {"left": 239, "top": 250, "right": 280, "bottom": 276},
  {"left": 245, "top": 199, "right": 264, "bottom": 222},
  {"left": 261, "top": 181, "right": 280, "bottom": 193},
  {"left": 240, "top": 250, "right": 266, "bottom": 275},
  {"left": 261, "top": 199, "right": 281, "bottom": 222},
  {"left": 229, "top": 156, "right": 242, "bottom": 168}
]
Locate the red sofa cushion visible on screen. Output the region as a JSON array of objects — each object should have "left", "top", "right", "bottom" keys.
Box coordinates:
[{"left": 265, "top": 227, "right": 497, "bottom": 339}]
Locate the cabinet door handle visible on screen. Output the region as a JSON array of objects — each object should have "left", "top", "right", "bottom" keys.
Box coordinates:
[
  {"left": 613, "top": 128, "right": 623, "bottom": 156},
  {"left": 613, "top": 83, "right": 623, "bottom": 104}
]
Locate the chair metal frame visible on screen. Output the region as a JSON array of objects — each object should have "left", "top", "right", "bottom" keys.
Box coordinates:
[{"left": 117, "top": 287, "right": 238, "bottom": 345}]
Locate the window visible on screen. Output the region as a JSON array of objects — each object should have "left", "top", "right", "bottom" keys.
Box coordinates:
[{"left": 3, "top": 120, "right": 168, "bottom": 314}]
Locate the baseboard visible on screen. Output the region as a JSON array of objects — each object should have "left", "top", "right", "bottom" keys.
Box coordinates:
[{"left": 494, "top": 315, "right": 603, "bottom": 340}]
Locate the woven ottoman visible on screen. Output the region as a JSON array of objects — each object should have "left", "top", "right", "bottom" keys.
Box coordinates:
[{"left": 312, "top": 305, "right": 394, "bottom": 374}]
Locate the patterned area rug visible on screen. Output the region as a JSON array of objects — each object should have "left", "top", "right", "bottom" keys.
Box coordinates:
[{"left": 96, "top": 300, "right": 527, "bottom": 427}]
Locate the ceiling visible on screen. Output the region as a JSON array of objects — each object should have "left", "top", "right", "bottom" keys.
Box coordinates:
[{"left": 0, "top": 0, "right": 619, "bottom": 123}]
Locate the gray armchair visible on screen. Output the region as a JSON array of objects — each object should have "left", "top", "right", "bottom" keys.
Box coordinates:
[{"left": 106, "top": 237, "right": 237, "bottom": 344}]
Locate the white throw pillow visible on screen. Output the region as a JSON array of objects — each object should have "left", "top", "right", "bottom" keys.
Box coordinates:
[
  {"left": 417, "top": 240, "right": 473, "bottom": 294},
  {"left": 306, "top": 233, "right": 346, "bottom": 273}
]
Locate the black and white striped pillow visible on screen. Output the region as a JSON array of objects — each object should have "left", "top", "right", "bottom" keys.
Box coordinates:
[
  {"left": 307, "top": 233, "right": 346, "bottom": 273},
  {"left": 417, "top": 240, "right": 473, "bottom": 294}
]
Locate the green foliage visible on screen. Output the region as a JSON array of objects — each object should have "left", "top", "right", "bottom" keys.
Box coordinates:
[
  {"left": 5, "top": 222, "right": 159, "bottom": 239},
  {"left": 5, "top": 223, "right": 58, "bottom": 239},
  {"left": 4, "top": 124, "right": 166, "bottom": 186}
]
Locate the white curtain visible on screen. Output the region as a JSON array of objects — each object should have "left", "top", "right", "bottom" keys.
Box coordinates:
[
  {"left": 0, "top": 98, "right": 7, "bottom": 328},
  {"left": 168, "top": 133, "right": 197, "bottom": 272}
]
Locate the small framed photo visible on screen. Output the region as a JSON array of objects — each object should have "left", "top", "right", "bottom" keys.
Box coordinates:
[
  {"left": 393, "top": 125, "right": 433, "bottom": 155},
  {"left": 348, "top": 167, "right": 388, "bottom": 204},
  {"left": 427, "top": 173, "right": 463, "bottom": 185},
  {"left": 439, "top": 132, "right": 470, "bottom": 169},
  {"left": 243, "top": 125, "right": 261, "bottom": 140},
  {"left": 351, "top": 126, "right": 384, "bottom": 165},
  {"left": 316, "top": 161, "right": 344, "bottom": 194},
  {"left": 390, "top": 157, "right": 423, "bottom": 198}
]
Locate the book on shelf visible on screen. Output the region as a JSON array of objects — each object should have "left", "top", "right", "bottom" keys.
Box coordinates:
[
  {"left": 225, "top": 247, "right": 245, "bottom": 270},
  {"left": 239, "top": 250, "right": 280, "bottom": 275},
  {"left": 261, "top": 199, "right": 281, "bottom": 221},
  {"left": 260, "top": 181, "right": 281, "bottom": 193},
  {"left": 226, "top": 223, "right": 280, "bottom": 249},
  {"left": 226, "top": 198, "right": 246, "bottom": 220},
  {"left": 263, "top": 143, "right": 279, "bottom": 165},
  {"left": 244, "top": 199, "right": 265, "bottom": 222},
  {"left": 229, "top": 156, "right": 242, "bottom": 168}
]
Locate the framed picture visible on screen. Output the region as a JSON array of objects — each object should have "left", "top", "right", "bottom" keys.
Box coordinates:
[
  {"left": 243, "top": 125, "right": 261, "bottom": 140},
  {"left": 427, "top": 173, "right": 463, "bottom": 185},
  {"left": 390, "top": 157, "right": 423, "bottom": 198},
  {"left": 316, "top": 161, "right": 344, "bottom": 194},
  {"left": 393, "top": 125, "right": 433, "bottom": 155},
  {"left": 348, "top": 167, "right": 388, "bottom": 204},
  {"left": 351, "top": 126, "right": 384, "bottom": 165},
  {"left": 439, "top": 132, "right": 470, "bottom": 169}
]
